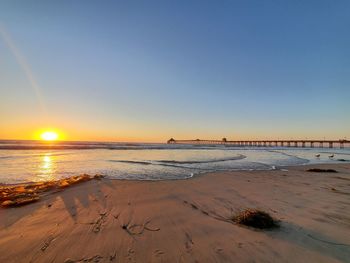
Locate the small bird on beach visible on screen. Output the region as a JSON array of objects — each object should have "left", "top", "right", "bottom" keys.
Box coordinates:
[
  {"left": 329, "top": 154, "right": 334, "bottom": 158},
  {"left": 315, "top": 154, "right": 320, "bottom": 158}
]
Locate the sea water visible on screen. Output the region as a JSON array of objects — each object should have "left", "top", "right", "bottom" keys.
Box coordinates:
[{"left": 0, "top": 140, "right": 349, "bottom": 184}]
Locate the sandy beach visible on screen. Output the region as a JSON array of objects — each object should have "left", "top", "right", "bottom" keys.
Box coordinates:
[{"left": 1, "top": 163, "right": 350, "bottom": 263}]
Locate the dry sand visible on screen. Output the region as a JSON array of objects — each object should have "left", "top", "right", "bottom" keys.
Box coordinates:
[{"left": 0, "top": 164, "right": 350, "bottom": 263}]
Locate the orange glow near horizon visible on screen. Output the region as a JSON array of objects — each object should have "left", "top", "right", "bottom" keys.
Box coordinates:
[{"left": 0, "top": 124, "right": 347, "bottom": 143}]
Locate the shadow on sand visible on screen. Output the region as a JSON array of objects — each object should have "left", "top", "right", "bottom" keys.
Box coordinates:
[
  {"left": 0, "top": 178, "right": 116, "bottom": 228},
  {"left": 267, "top": 221, "right": 350, "bottom": 263}
]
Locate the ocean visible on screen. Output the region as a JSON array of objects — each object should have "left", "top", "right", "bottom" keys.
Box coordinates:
[{"left": 0, "top": 140, "right": 349, "bottom": 184}]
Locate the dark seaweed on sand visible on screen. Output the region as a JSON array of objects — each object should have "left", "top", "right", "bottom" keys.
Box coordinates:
[
  {"left": 307, "top": 168, "right": 338, "bottom": 173},
  {"left": 233, "top": 209, "right": 279, "bottom": 229}
]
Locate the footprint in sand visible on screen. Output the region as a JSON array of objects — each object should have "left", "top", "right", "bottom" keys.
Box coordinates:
[
  {"left": 185, "top": 232, "right": 194, "bottom": 253},
  {"left": 215, "top": 248, "right": 224, "bottom": 253},
  {"left": 153, "top": 249, "right": 164, "bottom": 257}
]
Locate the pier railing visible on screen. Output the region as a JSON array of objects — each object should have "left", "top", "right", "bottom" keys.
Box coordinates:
[{"left": 167, "top": 138, "right": 349, "bottom": 148}]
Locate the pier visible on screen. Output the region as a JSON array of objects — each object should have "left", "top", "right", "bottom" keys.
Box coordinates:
[{"left": 167, "top": 138, "right": 349, "bottom": 148}]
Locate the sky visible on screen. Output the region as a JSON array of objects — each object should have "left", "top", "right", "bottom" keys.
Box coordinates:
[{"left": 0, "top": 0, "right": 349, "bottom": 142}]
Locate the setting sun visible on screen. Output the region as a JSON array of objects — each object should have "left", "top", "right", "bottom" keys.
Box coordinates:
[{"left": 40, "top": 131, "right": 58, "bottom": 141}]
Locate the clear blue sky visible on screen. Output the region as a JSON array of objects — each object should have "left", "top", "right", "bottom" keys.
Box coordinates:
[{"left": 0, "top": 0, "right": 349, "bottom": 141}]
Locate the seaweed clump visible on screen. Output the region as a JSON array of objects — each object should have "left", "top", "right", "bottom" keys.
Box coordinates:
[
  {"left": 233, "top": 209, "right": 279, "bottom": 229},
  {"left": 1, "top": 174, "right": 104, "bottom": 208},
  {"left": 337, "top": 159, "right": 348, "bottom": 162},
  {"left": 307, "top": 168, "right": 337, "bottom": 173}
]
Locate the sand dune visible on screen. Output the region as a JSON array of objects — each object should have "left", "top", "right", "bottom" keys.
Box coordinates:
[{"left": 1, "top": 164, "right": 350, "bottom": 262}]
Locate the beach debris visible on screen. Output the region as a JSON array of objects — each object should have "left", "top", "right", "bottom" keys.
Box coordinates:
[
  {"left": 1, "top": 194, "right": 40, "bottom": 207},
  {"left": 337, "top": 159, "right": 348, "bottom": 162},
  {"left": 0, "top": 174, "right": 104, "bottom": 208},
  {"left": 306, "top": 168, "right": 338, "bottom": 173},
  {"left": 94, "top": 174, "right": 103, "bottom": 180},
  {"left": 233, "top": 209, "right": 279, "bottom": 229}
]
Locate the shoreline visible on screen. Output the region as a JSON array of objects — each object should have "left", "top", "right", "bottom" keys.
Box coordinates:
[
  {"left": 1, "top": 159, "right": 349, "bottom": 186},
  {"left": 1, "top": 146, "right": 350, "bottom": 185},
  {"left": 1, "top": 163, "right": 350, "bottom": 262}
]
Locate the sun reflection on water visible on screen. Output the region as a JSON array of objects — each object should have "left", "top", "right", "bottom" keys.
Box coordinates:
[
  {"left": 43, "top": 155, "right": 51, "bottom": 169},
  {"left": 39, "top": 153, "right": 55, "bottom": 181}
]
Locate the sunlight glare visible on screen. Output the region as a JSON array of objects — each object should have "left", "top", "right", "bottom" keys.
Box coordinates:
[{"left": 41, "top": 131, "right": 58, "bottom": 141}]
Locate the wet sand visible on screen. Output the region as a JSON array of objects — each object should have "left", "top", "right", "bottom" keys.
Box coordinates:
[{"left": 1, "top": 164, "right": 350, "bottom": 263}]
